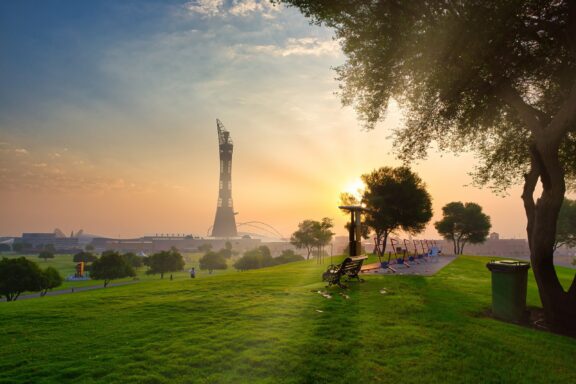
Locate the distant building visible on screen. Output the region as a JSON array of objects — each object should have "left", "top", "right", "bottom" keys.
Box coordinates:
[{"left": 18, "top": 233, "right": 81, "bottom": 252}]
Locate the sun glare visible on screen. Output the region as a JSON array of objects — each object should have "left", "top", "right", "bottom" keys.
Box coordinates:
[{"left": 343, "top": 178, "right": 365, "bottom": 201}]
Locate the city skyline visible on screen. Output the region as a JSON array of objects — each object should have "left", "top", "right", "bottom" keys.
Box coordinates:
[{"left": 1, "top": 0, "right": 568, "bottom": 240}]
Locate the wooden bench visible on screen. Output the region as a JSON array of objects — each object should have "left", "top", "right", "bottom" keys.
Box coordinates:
[{"left": 322, "top": 255, "right": 368, "bottom": 288}]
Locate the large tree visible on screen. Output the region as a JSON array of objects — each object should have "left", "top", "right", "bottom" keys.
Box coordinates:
[
  {"left": 435, "top": 202, "right": 492, "bottom": 255},
  {"left": 91, "top": 251, "right": 136, "bottom": 287},
  {"left": 361, "top": 167, "right": 433, "bottom": 256},
  {"left": 555, "top": 198, "right": 576, "bottom": 251},
  {"left": 281, "top": 0, "right": 576, "bottom": 335}
]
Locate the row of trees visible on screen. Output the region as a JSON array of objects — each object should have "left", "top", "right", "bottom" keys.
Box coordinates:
[{"left": 0, "top": 257, "right": 63, "bottom": 301}]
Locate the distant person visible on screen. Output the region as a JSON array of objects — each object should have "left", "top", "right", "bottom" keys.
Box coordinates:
[
  {"left": 190, "top": 267, "right": 196, "bottom": 279},
  {"left": 428, "top": 246, "right": 440, "bottom": 262}
]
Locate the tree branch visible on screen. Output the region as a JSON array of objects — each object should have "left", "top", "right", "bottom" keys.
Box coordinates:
[{"left": 498, "top": 82, "right": 547, "bottom": 134}]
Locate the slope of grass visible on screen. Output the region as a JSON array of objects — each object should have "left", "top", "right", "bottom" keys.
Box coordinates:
[{"left": 0, "top": 256, "right": 575, "bottom": 383}]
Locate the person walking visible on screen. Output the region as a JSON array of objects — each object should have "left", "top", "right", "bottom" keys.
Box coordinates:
[{"left": 189, "top": 267, "right": 196, "bottom": 279}]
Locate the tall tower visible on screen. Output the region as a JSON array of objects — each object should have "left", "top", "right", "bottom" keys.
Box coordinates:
[{"left": 211, "top": 119, "right": 238, "bottom": 237}]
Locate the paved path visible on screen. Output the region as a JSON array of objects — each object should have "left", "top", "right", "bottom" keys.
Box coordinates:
[
  {"left": 1, "top": 280, "right": 140, "bottom": 302},
  {"left": 361, "top": 255, "right": 457, "bottom": 276}
]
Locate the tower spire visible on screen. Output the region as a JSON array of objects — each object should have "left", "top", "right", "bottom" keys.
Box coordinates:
[{"left": 211, "top": 119, "right": 238, "bottom": 237}]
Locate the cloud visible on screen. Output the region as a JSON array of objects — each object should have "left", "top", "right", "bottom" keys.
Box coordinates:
[
  {"left": 228, "top": 37, "right": 341, "bottom": 58},
  {"left": 184, "top": 0, "right": 280, "bottom": 19},
  {"left": 185, "top": 0, "right": 223, "bottom": 17},
  {"left": 229, "top": 0, "right": 280, "bottom": 18}
]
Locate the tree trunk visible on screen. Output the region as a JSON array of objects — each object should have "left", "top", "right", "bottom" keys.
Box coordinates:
[{"left": 524, "top": 143, "right": 576, "bottom": 336}]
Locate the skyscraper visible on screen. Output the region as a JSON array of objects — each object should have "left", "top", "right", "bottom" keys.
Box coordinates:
[{"left": 211, "top": 119, "right": 238, "bottom": 237}]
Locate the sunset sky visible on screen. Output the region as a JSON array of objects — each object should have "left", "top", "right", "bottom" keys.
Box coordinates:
[{"left": 0, "top": 0, "right": 551, "bottom": 240}]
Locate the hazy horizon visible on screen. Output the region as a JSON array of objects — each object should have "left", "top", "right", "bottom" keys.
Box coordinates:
[{"left": 2, "top": 0, "right": 566, "bottom": 240}]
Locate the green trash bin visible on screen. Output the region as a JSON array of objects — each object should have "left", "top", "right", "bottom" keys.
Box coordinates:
[{"left": 486, "top": 260, "right": 531, "bottom": 323}]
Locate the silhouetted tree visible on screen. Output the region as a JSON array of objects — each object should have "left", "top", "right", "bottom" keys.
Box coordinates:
[
  {"left": 199, "top": 251, "right": 228, "bottom": 274},
  {"left": 280, "top": 0, "right": 576, "bottom": 335},
  {"left": 361, "top": 167, "right": 432, "bottom": 256},
  {"left": 435, "top": 202, "right": 492, "bottom": 255},
  {"left": 91, "top": 251, "right": 135, "bottom": 287},
  {"left": 555, "top": 199, "right": 576, "bottom": 251},
  {"left": 146, "top": 248, "right": 185, "bottom": 279},
  {"left": 0, "top": 257, "right": 43, "bottom": 301},
  {"left": 38, "top": 250, "right": 55, "bottom": 262}
]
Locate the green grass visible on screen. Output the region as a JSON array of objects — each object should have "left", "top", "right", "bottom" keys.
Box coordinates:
[{"left": 0, "top": 256, "right": 575, "bottom": 383}]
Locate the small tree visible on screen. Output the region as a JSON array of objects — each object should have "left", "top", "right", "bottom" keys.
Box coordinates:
[
  {"left": 290, "top": 218, "right": 334, "bottom": 260},
  {"left": 0, "top": 257, "right": 44, "bottom": 301},
  {"left": 234, "top": 246, "right": 274, "bottom": 271},
  {"left": 91, "top": 251, "right": 135, "bottom": 287},
  {"left": 199, "top": 251, "right": 228, "bottom": 274},
  {"left": 146, "top": 248, "right": 185, "bottom": 279},
  {"left": 435, "top": 202, "right": 492, "bottom": 255},
  {"left": 361, "top": 167, "right": 433, "bottom": 256},
  {"left": 40, "top": 266, "right": 63, "bottom": 297},
  {"left": 555, "top": 199, "right": 576, "bottom": 252},
  {"left": 73, "top": 251, "right": 98, "bottom": 263},
  {"left": 38, "top": 250, "right": 55, "bottom": 262}
]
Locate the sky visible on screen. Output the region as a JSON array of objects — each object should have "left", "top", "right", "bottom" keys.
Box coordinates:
[{"left": 0, "top": 0, "right": 543, "bottom": 240}]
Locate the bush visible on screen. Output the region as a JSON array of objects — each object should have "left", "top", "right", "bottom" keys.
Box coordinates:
[
  {"left": 274, "top": 250, "right": 305, "bottom": 265},
  {"left": 234, "top": 246, "right": 273, "bottom": 271}
]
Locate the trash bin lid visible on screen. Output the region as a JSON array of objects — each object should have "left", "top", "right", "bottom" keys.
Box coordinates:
[{"left": 486, "top": 260, "right": 530, "bottom": 272}]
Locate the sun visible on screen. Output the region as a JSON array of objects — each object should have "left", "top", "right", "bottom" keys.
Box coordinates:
[{"left": 343, "top": 178, "right": 365, "bottom": 201}]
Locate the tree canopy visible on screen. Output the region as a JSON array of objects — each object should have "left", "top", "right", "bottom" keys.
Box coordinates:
[
  {"left": 555, "top": 198, "right": 576, "bottom": 251},
  {"left": 146, "top": 248, "right": 185, "bottom": 279},
  {"left": 290, "top": 218, "right": 334, "bottom": 260},
  {"left": 91, "top": 251, "right": 136, "bottom": 287},
  {"left": 360, "top": 167, "right": 432, "bottom": 256},
  {"left": 199, "top": 251, "right": 228, "bottom": 274},
  {"left": 40, "top": 266, "right": 63, "bottom": 297},
  {"left": 435, "top": 202, "right": 492, "bottom": 255},
  {"left": 280, "top": 0, "right": 576, "bottom": 335},
  {"left": 0, "top": 257, "right": 43, "bottom": 301}
]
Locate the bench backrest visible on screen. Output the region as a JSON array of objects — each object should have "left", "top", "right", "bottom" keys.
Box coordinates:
[{"left": 339, "top": 256, "right": 367, "bottom": 276}]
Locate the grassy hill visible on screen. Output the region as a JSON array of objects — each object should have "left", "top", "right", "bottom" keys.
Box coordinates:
[{"left": 1, "top": 256, "right": 575, "bottom": 383}]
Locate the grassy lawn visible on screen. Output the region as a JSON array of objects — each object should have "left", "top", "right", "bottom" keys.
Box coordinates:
[{"left": 0, "top": 255, "right": 575, "bottom": 383}]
